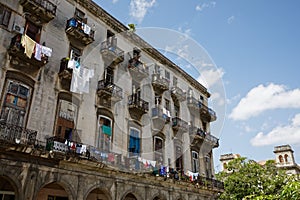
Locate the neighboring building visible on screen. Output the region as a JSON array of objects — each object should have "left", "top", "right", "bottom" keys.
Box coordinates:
[
  {"left": 273, "top": 144, "right": 300, "bottom": 175},
  {"left": 220, "top": 145, "right": 300, "bottom": 175},
  {"left": 219, "top": 153, "right": 241, "bottom": 172},
  {"left": 0, "top": 0, "right": 223, "bottom": 199}
]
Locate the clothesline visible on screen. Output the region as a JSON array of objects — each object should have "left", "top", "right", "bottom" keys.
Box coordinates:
[{"left": 20, "top": 34, "right": 52, "bottom": 61}]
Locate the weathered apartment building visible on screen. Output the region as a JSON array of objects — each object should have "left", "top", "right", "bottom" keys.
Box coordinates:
[{"left": 0, "top": 0, "right": 223, "bottom": 199}]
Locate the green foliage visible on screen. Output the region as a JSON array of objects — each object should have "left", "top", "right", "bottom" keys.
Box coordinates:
[{"left": 216, "top": 158, "right": 300, "bottom": 200}]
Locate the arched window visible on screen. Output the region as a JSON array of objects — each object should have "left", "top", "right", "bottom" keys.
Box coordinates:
[
  {"left": 279, "top": 155, "right": 284, "bottom": 163},
  {"left": 284, "top": 154, "right": 289, "bottom": 163},
  {"left": 128, "top": 127, "right": 140, "bottom": 156},
  {"left": 98, "top": 115, "right": 112, "bottom": 152}
]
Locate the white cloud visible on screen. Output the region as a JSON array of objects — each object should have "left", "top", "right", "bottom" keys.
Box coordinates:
[
  {"left": 251, "top": 114, "right": 300, "bottom": 146},
  {"left": 229, "top": 83, "right": 300, "bottom": 121},
  {"left": 197, "top": 68, "right": 225, "bottom": 88},
  {"left": 129, "top": 0, "right": 156, "bottom": 23},
  {"left": 195, "top": 2, "right": 216, "bottom": 11},
  {"left": 227, "top": 16, "right": 235, "bottom": 24},
  {"left": 112, "top": 0, "right": 118, "bottom": 3}
]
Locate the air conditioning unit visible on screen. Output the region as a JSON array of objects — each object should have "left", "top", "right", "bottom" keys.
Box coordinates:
[{"left": 12, "top": 23, "right": 24, "bottom": 34}]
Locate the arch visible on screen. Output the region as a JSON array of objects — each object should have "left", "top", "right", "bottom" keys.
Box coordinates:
[
  {"left": 0, "top": 175, "right": 22, "bottom": 200},
  {"left": 284, "top": 154, "right": 289, "bottom": 163},
  {"left": 122, "top": 192, "right": 137, "bottom": 200},
  {"left": 152, "top": 194, "right": 167, "bottom": 200},
  {"left": 279, "top": 155, "right": 284, "bottom": 163},
  {"left": 85, "top": 186, "right": 112, "bottom": 200},
  {"left": 34, "top": 179, "right": 76, "bottom": 200},
  {"left": 5, "top": 70, "right": 35, "bottom": 88}
]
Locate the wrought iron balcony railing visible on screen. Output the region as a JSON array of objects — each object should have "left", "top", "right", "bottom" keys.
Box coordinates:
[
  {"left": 172, "top": 117, "right": 189, "bottom": 133},
  {"left": 128, "top": 59, "right": 149, "bottom": 82},
  {"left": 66, "top": 18, "right": 95, "bottom": 45},
  {"left": 128, "top": 94, "right": 149, "bottom": 113},
  {"left": 151, "top": 73, "right": 170, "bottom": 93},
  {"left": 8, "top": 34, "right": 49, "bottom": 68},
  {"left": 0, "top": 121, "right": 37, "bottom": 145},
  {"left": 20, "top": 0, "right": 56, "bottom": 24},
  {"left": 97, "top": 80, "right": 123, "bottom": 101}
]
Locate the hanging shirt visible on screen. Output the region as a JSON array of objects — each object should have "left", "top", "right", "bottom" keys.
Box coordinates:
[{"left": 34, "top": 43, "right": 42, "bottom": 61}]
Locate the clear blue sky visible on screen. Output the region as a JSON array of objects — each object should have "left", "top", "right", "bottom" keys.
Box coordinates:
[{"left": 94, "top": 0, "right": 300, "bottom": 171}]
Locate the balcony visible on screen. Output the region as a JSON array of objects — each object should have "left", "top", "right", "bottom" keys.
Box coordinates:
[
  {"left": 205, "top": 134, "right": 219, "bottom": 148},
  {"left": 171, "top": 86, "right": 186, "bottom": 102},
  {"left": 128, "top": 58, "right": 149, "bottom": 82},
  {"left": 8, "top": 34, "right": 49, "bottom": 71},
  {"left": 58, "top": 58, "right": 73, "bottom": 90},
  {"left": 172, "top": 117, "right": 188, "bottom": 135},
  {"left": 128, "top": 94, "right": 149, "bottom": 120},
  {"left": 100, "top": 38, "right": 124, "bottom": 68},
  {"left": 97, "top": 80, "right": 123, "bottom": 104},
  {"left": 20, "top": 0, "right": 56, "bottom": 24},
  {"left": 200, "top": 103, "right": 217, "bottom": 122},
  {"left": 187, "top": 97, "right": 216, "bottom": 122},
  {"left": 187, "top": 96, "right": 201, "bottom": 112},
  {"left": 151, "top": 73, "right": 169, "bottom": 94},
  {"left": 151, "top": 105, "right": 170, "bottom": 131},
  {"left": 0, "top": 121, "right": 37, "bottom": 145},
  {"left": 189, "top": 126, "right": 205, "bottom": 146},
  {"left": 65, "top": 18, "right": 95, "bottom": 46}
]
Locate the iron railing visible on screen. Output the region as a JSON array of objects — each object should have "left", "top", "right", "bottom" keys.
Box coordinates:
[
  {"left": 97, "top": 80, "right": 123, "bottom": 99},
  {"left": 0, "top": 121, "right": 37, "bottom": 145},
  {"left": 128, "top": 94, "right": 149, "bottom": 112},
  {"left": 20, "top": 0, "right": 57, "bottom": 15}
]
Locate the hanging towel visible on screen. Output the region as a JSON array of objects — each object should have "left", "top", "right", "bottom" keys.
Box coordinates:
[
  {"left": 21, "top": 35, "right": 36, "bottom": 58},
  {"left": 34, "top": 43, "right": 42, "bottom": 61}
]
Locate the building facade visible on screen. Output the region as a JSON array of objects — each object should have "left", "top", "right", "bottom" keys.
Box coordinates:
[{"left": 0, "top": 0, "right": 223, "bottom": 199}]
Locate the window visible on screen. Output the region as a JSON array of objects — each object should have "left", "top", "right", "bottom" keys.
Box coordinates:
[
  {"left": 0, "top": 80, "right": 31, "bottom": 127},
  {"left": 279, "top": 155, "right": 283, "bottom": 163},
  {"left": 0, "top": 4, "right": 11, "bottom": 27},
  {"left": 98, "top": 116, "right": 112, "bottom": 152},
  {"left": 132, "top": 81, "right": 141, "bottom": 99},
  {"left": 128, "top": 128, "right": 140, "bottom": 156},
  {"left": 284, "top": 154, "right": 289, "bottom": 163},
  {"left": 174, "top": 104, "right": 179, "bottom": 117},
  {"left": 25, "top": 21, "right": 41, "bottom": 42},
  {"left": 175, "top": 146, "right": 183, "bottom": 172},
  {"left": 154, "top": 136, "right": 164, "bottom": 165},
  {"left": 74, "top": 8, "right": 85, "bottom": 22},
  {"left": 154, "top": 64, "right": 160, "bottom": 74},
  {"left": 164, "top": 99, "right": 170, "bottom": 111},
  {"left": 173, "top": 76, "right": 178, "bottom": 87},
  {"left": 192, "top": 151, "right": 199, "bottom": 173},
  {"left": 165, "top": 70, "right": 170, "bottom": 81},
  {"left": 200, "top": 95, "right": 204, "bottom": 102},
  {"left": 55, "top": 100, "right": 78, "bottom": 140},
  {"left": 104, "top": 67, "right": 114, "bottom": 84},
  {"left": 154, "top": 93, "right": 161, "bottom": 105},
  {"left": 70, "top": 45, "right": 81, "bottom": 61}
]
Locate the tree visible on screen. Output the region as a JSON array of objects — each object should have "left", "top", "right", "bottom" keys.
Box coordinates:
[{"left": 215, "top": 158, "right": 296, "bottom": 200}]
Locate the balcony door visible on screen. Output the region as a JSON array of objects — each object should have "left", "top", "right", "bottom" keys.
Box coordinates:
[{"left": 98, "top": 115, "right": 112, "bottom": 152}]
